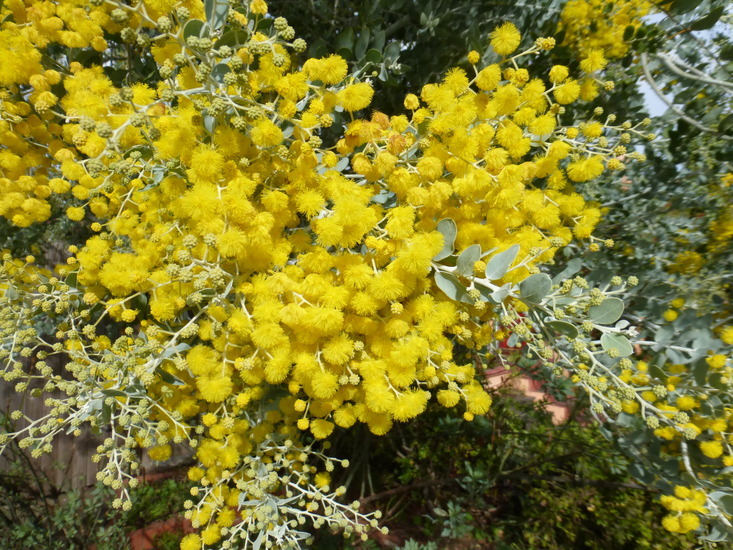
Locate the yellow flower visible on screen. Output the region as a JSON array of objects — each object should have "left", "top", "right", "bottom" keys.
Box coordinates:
[
  {"left": 251, "top": 118, "right": 284, "bottom": 147},
  {"left": 490, "top": 22, "right": 521, "bottom": 56},
  {"left": 580, "top": 49, "right": 607, "bottom": 72},
  {"left": 403, "top": 93, "right": 420, "bottom": 110},
  {"left": 180, "top": 534, "right": 202, "bottom": 550},
  {"left": 337, "top": 82, "right": 374, "bottom": 111},
  {"left": 700, "top": 440, "right": 723, "bottom": 459},
  {"left": 303, "top": 54, "right": 348, "bottom": 85},
  {"left": 250, "top": 0, "right": 268, "bottom": 15},
  {"left": 475, "top": 64, "right": 501, "bottom": 91},
  {"left": 549, "top": 65, "right": 569, "bottom": 84},
  {"left": 663, "top": 309, "right": 678, "bottom": 322},
  {"left": 566, "top": 156, "right": 604, "bottom": 182},
  {"left": 706, "top": 354, "right": 727, "bottom": 369},
  {"left": 66, "top": 206, "right": 85, "bottom": 221},
  {"left": 553, "top": 80, "right": 581, "bottom": 104}
]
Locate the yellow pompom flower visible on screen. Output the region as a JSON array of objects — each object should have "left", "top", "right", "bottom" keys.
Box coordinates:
[
  {"left": 566, "top": 156, "right": 604, "bottom": 182},
  {"left": 662, "top": 309, "right": 679, "bottom": 322},
  {"left": 490, "top": 22, "right": 522, "bottom": 56},
  {"left": 700, "top": 440, "right": 723, "bottom": 459},
  {"left": 180, "top": 534, "right": 202, "bottom": 550},
  {"left": 251, "top": 118, "right": 284, "bottom": 147},
  {"left": 337, "top": 82, "right": 374, "bottom": 111},
  {"left": 197, "top": 375, "right": 234, "bottom": 403},
  {"left": 549, "top": 65, "right": 569, "bottom": 84},
  {"left": 303, "top": 54, "right": 348, "bottom": 85},
  {"left": 553, "top": 80, "right": 581, "bottom": 104},
  {"left": 66, "top": 206, "right": 85, "bottom": 221},
  {"left": 706, "top": 354, "right": 726, "bottom": 369},
  {"left": 403, "top": 93, "right": 420, "bottom": 110},
  {"left": 579, "top": 49, "right": 607, "bottom": 72}
]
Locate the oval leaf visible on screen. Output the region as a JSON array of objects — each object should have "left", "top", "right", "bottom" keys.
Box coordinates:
[
  {"left": 710, "top": 492, "right": 733, "bottom": 515},
  {"left": 589, "top": 297, "right": 624, "bottom": 325},
  {"left": 183, "top": 19, "right": 209, "bottom": 40},
  {"left": 600, "top": 333, "right": 633, "bottom": 357},
  {"left": 690, "top": 6, "right": 724, "bottom": 30},
  {"left": 456, "top": 244, "right": 481, "bottom": 277},
  {"left": 210, "top": 62, "right": 231, "bottom": 84},
  {"left": 485, "top": 244, "right": 520, "bottom": 280},
  {"left": 545, "top": 320, "right": 579, "bottom": 339},
  {"left": 434, "top": 271, "right": 470, "bottom": 303},
  {"left": 433, "top": 218, "right": 457, "bottom": 261},
  {"left": 519, "top": 273, "right": 552, "bottom": 305},
  {"left": 204, "top": 0, "right": 229, "bottom": 31}
]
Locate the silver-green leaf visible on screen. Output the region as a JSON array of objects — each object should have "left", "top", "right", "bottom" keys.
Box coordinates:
[
  {"left": 456, "top": 244, "right": 481, "bottom": 277},
  {"left": 204, "top": 0, "right": 229, "bottom": 31},
  {"left": 600, "top": 333, "right": 633, "bottom": 357},
  {"left": 545, "top": 320, "right": 579, "bottom": 339},
  {"left": 589, "top": 297, "right": 625, "bottom": 325},
  {"left": 484, "top": 244, "right": 520, "bottom": 280},
  {"left": 434, "top": 271, "right": 470, "bottom": 303},
  {"left": 519, "top": 273, "right": 552, "bottom": 304},
  {"left": 433, "top": 219, "right": 457, "bottom": 261}
]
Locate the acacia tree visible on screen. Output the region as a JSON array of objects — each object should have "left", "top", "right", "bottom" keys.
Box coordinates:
[{"left": 0, "top": 0, "right": 731, "bottom": 548}]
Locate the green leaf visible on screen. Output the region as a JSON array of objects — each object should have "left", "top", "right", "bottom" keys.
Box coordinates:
[
  {"left": 335, "top": 27, "right": 354, "bottom": 53},
  {"left": 204, "top": 0, "right": 229, "bottom": 31},
  {"left": 519, "top": 273, "right": 552, "bottom": 305},
  {"left": 485, "top": 244, "right": 520, "bottom": 280},
  {"left": 215, "top": 29, "right": 248, "bottom": 49},
  {"left": 545, "top": 321, "right": 579, "bottom": 339},
  {"left": 589, "top": 297, "right": 624, "bottom": 325},
  {"left": 384, "top": 41, "right": 401, "bottom": 62},
  {"left": 718, "top": 113, "right": 733, "bottom": 135},
  {"left": 701, "top": 523, "right": 730, "bottom": 543},
  {"left": 689, "top": 5, "right": 724, "bottom": 30},
  {"left": 623, "top": 25, "right": 636, "bottom": 41},
  {"left": 160, "top": 342, "right": 191, "bottom": 359},
  {"left": 434, "top": 272, "right": 470, "bottom": 303},
  {"left": 692, "top": 359, "right": 709, "bottom": 386},
  {"left": 710, "top": 492, "right": 733, "bottom": 515},
  {"left": 372, "top": 29, "right": 386, "bottom": 52},
  {"left": 433, "top": 218, "right": 457, "bottom": 260},
  {"left": 183, "top": 19, "right": 209, "bottom": 40},
  {"left": 156, "top": 366, "right": 184, "bottom": 386},
  {"left": 355, "top": 29, "right": 370, "bottom": 60},
  {"left": 709, "top": 372, "right": 727, "bottom": 391},
  {"left": 203, "top": 113, "right": 216, "bottom": 134},
  {"left": 456, "top": 244, "right": 481, "bottom": 277},
  {"left": 210, "top": 62, "right": 231, "bottom": 84},
  {"left": 65, "top": 271, "right": 78, "bottom": 289},
  {"left": 671, "top": 0, "right": 703, "bottom": 14},
  {"left": 101, "top": 402, "right": 112, "bottom": 424},
  {"left": 364, "top": 48, "right": 382, "bottom": 64},
  {"left": 600, "top": 333, "right": 633, "bottom": 357},
  {"left": 101, "top": 389, "right": 127, "bottom": 398},
  {"left": 4, "top": 285, "right": 18, "bottom": 300}
]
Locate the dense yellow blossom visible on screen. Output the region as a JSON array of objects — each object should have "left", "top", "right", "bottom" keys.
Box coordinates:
[{"left": 0, "top": 0, "right": 710, "bottom": 545}]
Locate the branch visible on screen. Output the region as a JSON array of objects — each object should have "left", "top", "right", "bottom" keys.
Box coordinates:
[
  {"left": 640, "top": 53, "right": 733, "bottom": 141},
  {"left": 657, "top": 52, "right": 733, "bottom": 91}
]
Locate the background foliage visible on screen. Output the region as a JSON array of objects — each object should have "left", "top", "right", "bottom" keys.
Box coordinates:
[{"left": 0, "top": 0, "right": 732, "bottom": 547}]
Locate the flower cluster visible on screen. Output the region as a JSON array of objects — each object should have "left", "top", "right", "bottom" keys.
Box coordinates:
[
  {"left": 1, "top": 0, "right": 727, "bottom": 546},
  {"left": 559, "top": 0, "right": 653, "bottom": 58}
]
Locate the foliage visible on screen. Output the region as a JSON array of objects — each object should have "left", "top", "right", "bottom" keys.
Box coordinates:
[
  {"left": 0, "top": 0, "right": 732, "bottom": 548},
  {"left": 320, "top": 394, "right": 698, "bottom": 549},
  {"left": 0, "top": 415, "right": 192, "bottom": 549}
]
